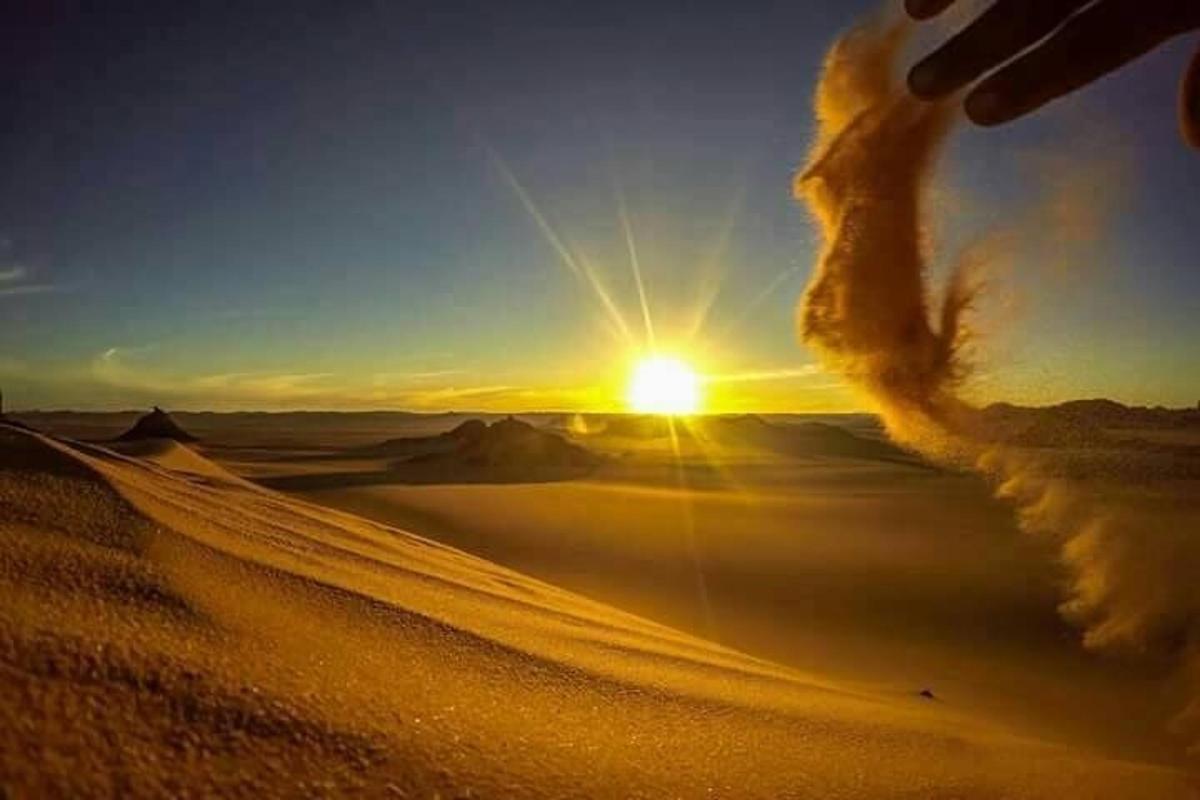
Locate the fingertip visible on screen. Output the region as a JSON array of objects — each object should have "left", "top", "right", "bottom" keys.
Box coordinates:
[
  {"left": 964, "top": 90, "right": 1006, "bottom": 126},
  {"left": 907, "top": 60, "right": 942, "bottom": 99},
  {"left": 905, "top": 0, "right": 954, "bottom": 21},
  {"left": 1181, "top": 42, "right": 1200, "bottom": 149},
  {"left": 903, "top": 0, "right": 931, "bottom": 19}
]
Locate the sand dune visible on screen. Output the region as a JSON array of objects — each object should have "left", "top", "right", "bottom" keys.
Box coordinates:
[
  {"left": 107, "top": 437, "right": 254, "bottom": 486},
  {"left": 1, "top": 423, "right": 1195, "bottom": 797},
  {"left": 291, "top": 461, "right": 1189, "bottom": 764}
]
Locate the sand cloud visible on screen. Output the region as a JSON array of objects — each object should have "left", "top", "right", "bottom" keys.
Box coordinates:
[{"left": 797, "top": 14, "right": 1200, "bottom": 744}]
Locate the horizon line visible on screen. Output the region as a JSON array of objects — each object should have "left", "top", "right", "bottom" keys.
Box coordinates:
[
  {"left": 5, "top": 407, "right": 876, "bottom": 417},
  {"left": 6, "top": 397, "right": 1199, "bottom": 417}
]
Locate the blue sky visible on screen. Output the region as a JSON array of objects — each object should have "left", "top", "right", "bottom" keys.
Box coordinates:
[{"left": 2, "top": 1, "right": 1198, "bottom": 411}]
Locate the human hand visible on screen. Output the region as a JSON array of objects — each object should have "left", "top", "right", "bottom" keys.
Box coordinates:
[{"left": 904, "top": 0, "right": 1200, "bottom": 146}]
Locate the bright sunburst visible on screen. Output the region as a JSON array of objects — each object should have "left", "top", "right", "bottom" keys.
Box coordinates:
[{"left": 628, "top": 356, "right": 700, "bottom": 415}]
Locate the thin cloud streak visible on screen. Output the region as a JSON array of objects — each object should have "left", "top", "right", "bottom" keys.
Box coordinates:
[
  {"left": 91, "top": 347, "right": 337, "bottom": 403},
  {"left": 371, "top": 369, "right": 467, "bottom": 386},
  {"left": 85, "top": 347, "right": 582, "bottom": 411},
  {"left": 0, "top": 284, "right": 57, "bottom": 298},
  {"left": 705, "top": 364, "right": 825, "bottom": 384}
]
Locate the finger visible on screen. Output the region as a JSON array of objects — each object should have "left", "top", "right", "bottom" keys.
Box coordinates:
[
  {"left": 1182, "top": 40, "right": 1200, "bottom": 148},
  {"left": 905, "top": 0, "right": 956, "bottom": 21},
  {"left": 908, "top": 0, "right": 1090, "bottom": 98},
  {"left": 965, "top": 0, "right": 1200, "bottom": 125}
]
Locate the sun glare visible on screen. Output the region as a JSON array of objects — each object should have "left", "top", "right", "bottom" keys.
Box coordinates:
[{"left": 628, "top": 356, "right": 700, "bottom": 415}]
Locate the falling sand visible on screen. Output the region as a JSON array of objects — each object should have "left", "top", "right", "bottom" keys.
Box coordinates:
[{"left": 797, "top": 15, "right": 1200, "bottom": 746}]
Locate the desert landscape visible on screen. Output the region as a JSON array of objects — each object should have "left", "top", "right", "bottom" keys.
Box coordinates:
[
  {"left": 2, "top": 404, "right": 1199, "bottom": 796},
  {"left": 4, "top": 0, "right": 1200, "bottom": 796}
]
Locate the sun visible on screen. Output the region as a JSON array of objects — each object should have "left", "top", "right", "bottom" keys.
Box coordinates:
[{"left": 627, "top": 356, "right": 701, "bottom": 415}]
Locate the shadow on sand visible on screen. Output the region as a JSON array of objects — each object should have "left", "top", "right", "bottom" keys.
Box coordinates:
[{"left": 255, "top": 462, "right": 599, "bottom": 491}]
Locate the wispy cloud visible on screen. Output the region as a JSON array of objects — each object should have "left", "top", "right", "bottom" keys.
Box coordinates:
[
  {"left": 189, "top": 372, "right": 335, "bottom": 395},
  {"left": 388, "top": 383, "right": 602, "bottom": 412},
  {"left": 0, "top": 356, "right": 29, "bottom": 377},
  {"left": 91, "top": 347, "right": 337, "bottom": 405},
  {"left": 705, "top": 364, "right": 827, "bottom": 384},
  {"left": 400, "top": 384, "right": 516, "bottom": 403},
  {"left": 370, "top": 369, "right": 466, "bottom": 386},
  {"left": 0, "top": 283, "right": 57, "bottom": 298},
  {"left": 87, "top": 347, "right": 552, "bottom": 411},
  {"left": 0, "top": 264, "right": 61, "bottom": 299}
]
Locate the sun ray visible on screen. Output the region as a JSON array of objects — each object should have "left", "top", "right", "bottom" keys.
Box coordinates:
[
  {"left": 576, "top": 251, "right": 638, "bottom": 346},
  {"left": 616, "top": 188, "right": 656, "bottom": 349},
  {"left": 489, "top": 149, "right": 636, "bottom": 345},
  {"left": 683, "top": 180, "right": 747, "bottom": 342},
  {"left": 679, "top": 416, "right": 753, "bottom": 497},
  {"left": 666, "top": 415, "right": 716, "bottom": 639},
  {"left": 709, "top": 263, "right": 804, "bottom": 343}
]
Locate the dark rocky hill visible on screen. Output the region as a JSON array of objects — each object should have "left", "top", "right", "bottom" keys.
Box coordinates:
[{"left": 116, "top": 408, "right": 198, "bottom": 443}]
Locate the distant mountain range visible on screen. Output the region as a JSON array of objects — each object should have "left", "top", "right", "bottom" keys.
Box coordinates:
[
  {"left": 586, "top": 413, "right": 922, "bottom": 465},
  {"left": 983, "top": 399, "right": 1199, "bottom": 428},
  {"left": 372, "top": 417, "right": 600, "bottom": 483},
  {"left": 8, "top": 399, "right": 1198, "bottom": 453},
  {"left": 977, "top": 399, "right": 1200, "bottom": 448}
]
